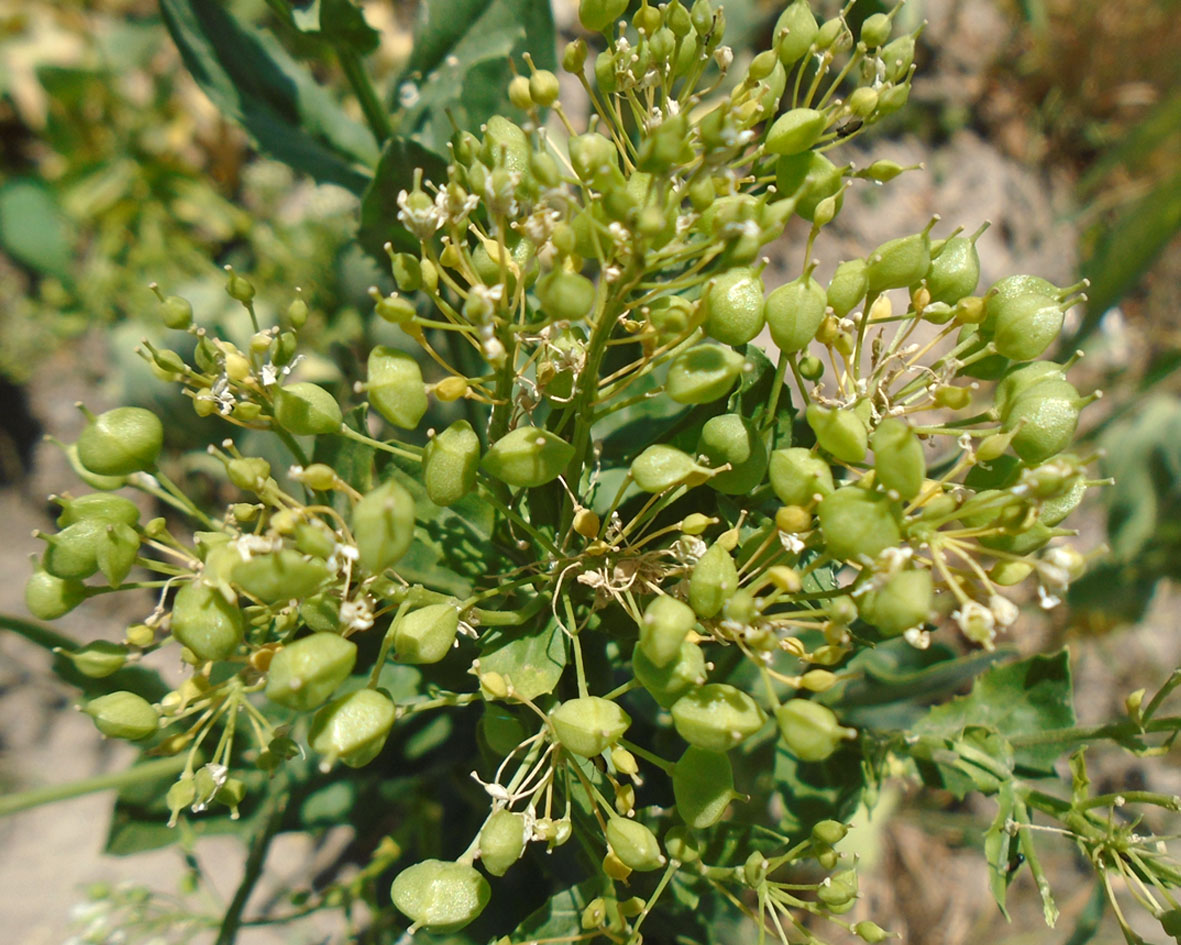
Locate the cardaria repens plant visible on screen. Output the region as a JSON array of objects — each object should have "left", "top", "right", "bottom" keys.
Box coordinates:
[{"left": 13, "top": 2, "right": 1181, "bottom": 944}]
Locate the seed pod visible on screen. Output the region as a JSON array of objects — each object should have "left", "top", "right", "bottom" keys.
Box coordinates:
[
  {"left": 697, "top": 414, "right": 768, "bottom": 494},
  {"left": 233, "top": 550, "right": 330, "bottom": 604},
  {"left": 352, "top": 478, "right": 416, "bottom": 574},
  {"left": 765, "top": 108, "right": 827, "bottom": 156},
  {"left": 776, "top": 698, "right": 850, "bottom": 761},
  {"left": 766, "top": 272, "right": 827, "bottom": 353},
  {"left": 479, "top": 810, "right": 528, "bottom": 877},
  {"left": 880, "top": 34, "right": 916, "bottom": 83},
  {"left": 817, "top": 486, "right": 902, "bottom": 561},
  {"left": 703, "top": 268, "right": 765, "bottom": 346},
  {"left": 393, "top": 603, "right": 460, "bottom": 664},
  {"left": 310, "top": 687, "right": 396, "bottom": 768},
  {"left": 25, "top": 568, "right": 87, "bottom": 620},
  {"left": 827, "top": 259, "right": 869, "bottom": 318},
  {"left": 607, "top": 818, "right": 665, "bottom": 872},
  {"left": 550, "top": 696, "right": 630, "bottom": 756},
  {"left": 482, "top": 426, "right": 575, "bottom": 488},
  {"left": 578, "top": 0, "right": 628, "bottom": 33},
  {"left": 367, "top": 346, "right": 428, "bottom": 430},
  {"left": 266, "top": 632, "right": 357, "bottom": 711},
  {"left": 95, "top": 521, "right": 139, "bottom": 586},
  {"left": 806, "top": 404, "right": 868, "bottom": 465},
  {"left": 83, "top": 691, "right": 158, "bottom": 741},
  {"left": 630, "top": 445, "right": 709, "bottom": 493},
  {"left": 666, "top": 343, "right": 745, "bottom": 404},
  {"left": 1001, "top": 380, "right": 1084, "bottom": 464},
  {"left": 995, "top": 360, "right": 1068, "bottom": 416},
  {"left": 673, "top": 746, "right": 737, "bottom": 828},
  {"left": 274, "top": 382, "right": 342, "bottom": 436},
  {"left": 1039, "top": 475, "right": 1088, "bottom": 527},
  {"left": 633, "top": 640, "right": 707, "bottom": 707},
  {"left": 991, "top": 293, "right": 1065, "bottom": 361},
  {"left": 40, "top": 520, "right": 104, "bottom": 580},
  {"left": 854, "top": 920, "right": 892, "bottom": 944},
  {"left": 871, "top": 418, "right": 925, "bottom": 500},
  {"left": 865, "top": 224, "right": 934, "bottom": 296},
  {"left": 671, "top": 683, "right": 766, "bottom": 751},
  {"left": 59, "top": 640, "right": 129, "bottom": 678},
  {"left": 171, "top": 580, "right": 245, "bottom": 662},
  {"left": 639, "top": 595, "right": 697, "bottom": 667},
  {"left": 774, "top": 0, "right": 818, "bottom": 65},
  {"left": 480, "top": 115, "right": 531, "bottom": 181},
  {"left": 860, "top": 11, "right": 891, "bottom": 46},
  {"left": 923, "top": 235, "right": 980, "bottom": 305},
  {"left": 77, "top": 407, "right": 163, "bottom": 476},
  {"left": 688, "top": 542, "right": 739, "bottom": 618},
  {"left": 818, "top": 868, "right": 859, "bottom": 908},
  {"left": 775, "top": 151, "right": 843, "bottom": 222},
  {"left": 391, "top": 859, "right": 490, "bottom": 933},
  {"left": 979, "top": 273, "right": 1058, "bottom": 335},
  {"left": 537, "top": 269, "right": 596, "bottom": 322},
  {"left": 423, "top": 420, "right": 480, "bottom": 507},
  {"left": 768, "top": 448, "right": 835, "bottom": 506},
  {"left": 857, "top": 569, "right": 933, "bottom": 636},
  {"left": 55, "top": 493, "right": 140, "bottom": 529},
  {"left": 569, "top": 132, "right": 622, "bottom": 190}
]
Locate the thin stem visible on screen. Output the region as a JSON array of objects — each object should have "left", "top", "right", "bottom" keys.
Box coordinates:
[
  {"left": 0, "top": 754, "right": 186, "bottom": 817},
  {"left": 336, "top": 48, "right": 391, "bottom": 143},
  {"left": 214, "top": 785, "right": 290, "bottom": 945}
]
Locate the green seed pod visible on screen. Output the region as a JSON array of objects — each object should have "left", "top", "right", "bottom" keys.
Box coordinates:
[
  {"left": 631, "top": 445, "right": 710, "bottom": 493},
  {"left": 529, "top": 69, "right": 560, "bottom": 108},
  {"left": 671, "top": 683, "right": 766, "bottom": 751},
  {"left": 227, "top": 457, "right": 270, "bottom": 493},
  {"left": 664, "top": 825, "right": 701, "bottom": 864},
  {"left": 60, "top": 640, "right": 129, "bottom": 678},
  {"left": 83, "top": 691, "right": 158, "bottom": 741},
  {"left": 768, "top": 448, "right": 835, "bottom": 506},
  {"left": 775, "top": 151, "right": 843, "bottom": 222},
  {"left": 480, "top": 115, "right": 531, "bottom": 181},
  {"left": 666, "top": 343, "right": 745, "bottom": 404},
  {"left": 367, "top": 346, "right": 428, "bottom": 430},
  {"left": 95, "top": 521, "right": 139, "bottom": 586},
  {"left": 639, "top": 595, "right": 697, "bottom": 667},
  {"left": 375, "top": 292, "right": 416, "bottom": 325},
  {"left": 578, "top": 0, "right": 628, "bottom": 33},
  {"left": 391, "top": 859, "right": 490, "bottom": 933},
  {"left": 158, "top": 294, "right": 192, "bottom": 330},
  {"left": 775, "top": 0, "right": 818, "bottom": 66},
  {"left": 423, "top": 420, "right": 480, "bottom": 507},
  {"left": 310, "top": 687, "right": 396, "bottom": 768},
  {"left": 266, "top": 632, "right": 357, "bottom": 711},
  {"left": 536, "top": 269, "right": 596, "bottom": 322},
  {"left": 991, "top": 293, "right": 1065, "bottom": 361},
  {"left": 979, "top": 273, "right": 1058, "bottom": 335},
  {"left": 562, "top": 38, "right": 588, "bottom": 73},
  {"left": 569, "top": 132, "right": 622, "bottom": 190},
  {"left": 865, "top": 225, "right": 933, "bottom": 296},
  {"left": 55, "top": 493, "right": 140, "bottom": 529},
  {"left": 550, "top": 696, "right": 631, "bottom": 757},
  {"left": 393, "top": 603, "right": 459, "bottom": 664},
  {"left": 607, "top": 818, "right": 665, "bottom": 872},
  {"left": 812, "top": 819, "right": 848, "bottom": 846},
  {"left": 1002, "top": 380, "right": 1084, "bottom": 464},
  {"left": 858, "top": 569, "right": 933, "bottom": 636},
  {"left": 673, "top": 746, "right": 737, "bottom": 828},
  {"left": 871, "top": 418, "right": 925, "bottom": 500},
  {"left": 508, "top": 74, "right": 533, "bottom": 110},
  {"left": 697, "top": 414, "right": 768, "bottom": 494},
  {"left": 77, "top": 407, "right": 163, "bottom": 476},
  {"left": 25, "top": 568, "right": 87, "bottom": 620},
  {"left": 390, "top": 252, "right": 423, "bottom": 292},
  {"left": 482, "top": 426, "right": 575, "bottom": 488},
  {"left": 765, "top": 108, "right": 828, "bottom": 156},
  {"left": 274, "top": 382, "right": 342, "bottom": 436},
  {"left": 688, "top": 542, "right": 739, "bottom": 618},
  {"left": 860, "top": 12, "right": 891, "bottom": 47},
  {"left": 40, "top": 520, "right": 104, "bottom": 580},
  {"left": 766, "top": 272, "right": 828, "bottom": 353},
  {"left": 479, "top": 810, "right": 528, "bottom": 877},
  {"left": 881, "top": 33, "right": 916, "bottom": 83},
  {"left": 817, "top": 487, "right": 902, "bottom": 561},
  {"left": 353, "top": 478, "right": 416, "bottom": 574},
  {"left": 923, "top": 235, "right": 980, "bottom": 305},
  {"left": 995, "top": 360, "right": 1068, "bottom": 417},
  {"left": 979, "top": 520, "right": 1057, "bottom": 555},
  {"left": 806, "top": 404, "right": 868, "bottom": 465},
  {"left": 827, "top": 259, "right": 869, "bottom": 318},
  {"left": 798, "top": 355, "right": 824, "bottom": 380},
  {"left": 633, "top": 640, "right": 707, "bottom": 707},
  {"left": 703, "top": 267, "right": 765, "bottom": 346},
  {"left": 233, "top": 550, "right": 330, "bottom": 604},
  {"left": 171, "top": 580, "right": 244, "bottom": 661},
  {"left": 1039, "top": 475, "right": 1088, "bottom": 527},
  {"left": 776, "top": 698, "right": 849, "bottom": 761},
  {"left": 854, "top": 920, "right": 892, "bottom": 944}
]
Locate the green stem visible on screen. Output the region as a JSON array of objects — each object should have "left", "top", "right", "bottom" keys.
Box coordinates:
[
  {"left": 0, "top": 613, "right": 81, "bottom": 653},
  {"left": 0, "top": 754, "right": 186, "bottom": 817},
  {"left": 214, "top": 785, "right": 289, "bottom": 945},
  {"left": 335, "top": 48, "right": 391, "bottom": 143},
  {"left": 1007, "top": 716, "right": 1181, "bottom": 748}
]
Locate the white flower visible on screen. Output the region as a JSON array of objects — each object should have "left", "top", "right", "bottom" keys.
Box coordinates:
[
  {"left": 904, "top": 626, "right": 931, "bottom": 649},
  {"left": 989, "top": 594, "right": 1020, "bottom": 628},
  {"left": 340, "top": 595, "right": 375, "bottom": 633},
  {"left": 954, "top": 600, "right": 996, "bottom": 647},
  {"left": 396, "top": 188, "right": 443, "bottom": 240}
]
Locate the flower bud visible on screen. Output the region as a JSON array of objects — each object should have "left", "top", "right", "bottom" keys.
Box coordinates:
[
  {"left": 266, "top": 632, "right": 357, "bottom": 711},
  {"left": 390, "top": 860, "right": 490, "bottom": 933},
  {"left": 671, "top": 683, "right": 766, "bottom": 751},
  {"left": 550, "top": 696, "right": 630, "bottom": 756}
]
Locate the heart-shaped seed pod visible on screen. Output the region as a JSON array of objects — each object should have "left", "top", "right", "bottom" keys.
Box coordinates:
[
  {"left": 775, "top": 151, "right": 843, "bottom": 222},
  {"left": 871, "top": 418, "right": 925, "bottom": 500},
  {"left": 697, "top": 414, "right": 768, "bottom": 494},
  {"left": 393, "top": 603, "right": 460, "bottom": 664},
  {"left": 991, "top": 292, "right": 1065, "bottom": 361},
  {"left": 631, "top": 445, "right": 712, "bottom": 493},
  {"left": 922, "top": 234, "right": 981, "bottom": 305},
  {"left": 633, "top": 640, "right": 707, "bottom": 708},
  {"left": 352, "top": 478, "right": 416, "bottom": 574},
  {"left": 479, "top": 809, "right": 528, "bottom": 877},
  {"left": 857, "top": 569, "right": 933, "bottom": 636},
  {"left": 665, "top": 344, "right": 745, "bottom": 404},
  {"left": 550, "top": 696, "right": 631, "bottom": 757},
  {"left": 776, "top": 698, "right": 851, "bottom": 761},
  {"left": 639, "top": 595, "right": 697, "bottom": 667},
  {"left": 391, "top": 859, "right": 490, "bottom": 933},
  {"left": 537, "top": 269, "right": 597, "bottom": 322},
  {"left": 273, "top": 382, "right": 342, "bottom": 436},
  {"left": 806, "top": 404, "right": 868, "bottom": 465},
  {"left": 171, "top": 579, "right": 245, "bottom": 662},
  {"left": 233, "top": 550, "right": 330, "bottom": 604},
  {"left": 817, "top": 486, "right": 902, "bottom": 562},
  {"left": 673, "top": 745, "right": 738, "bottom": 828},
  {"left": 607, "top": 818, "right": 665, "bottom": 872},
  {"left": 671, "top": 683, "right": 766, "bottom": 752},
  {"left": 423, "top": 420, "right": 480, "bottom": 507},
  {"left": 765, "top": 107, "right": 828, "bottom": 156},
  {"left": 60, "top": 640, "right": 129, "bottom": 679},
  {"left": 367, "top": 346, "right": 428, "bottom": 430},
  {"left": 95, "top": 521, "right": 139, "bottom": 586},
  {"left": 704, "top": 267, "right": 765, "bottom": 346},
  {"left": 309, "top": 688, "right": 396, "bottom": 768},
  {"left": 25, "top": 568, "right": 87, "bottom": 620},
  {"left": 766, "top": 272, "right": 828, "bottom": 353},
  {"left": 827, "top": 259, "right": 869, "bottom": 318},
  {"left": 865, "top": 222, "right": 935, "bottom": 296},
  {"left": 768, "top": 447, "right": 835, "bottom": 506},
  {"left": 83, "top": 691, "right": 158, "bottom": 741},
  {"left": 688, "top": 542, "right": 739, "bottom": 618},
  {"left": 775, "top": 0, "right": 819, "bottom": 66},
  {"left": 266, "top": 632, "right": 357, "bottom": 711},
  {"left": 54, "top": 493, "right": 140, "bottom": 528},
  {"left": 77, "top": 407, "right": 163, "bottom": 476},
  {"left": 1001, "top": 380, "right": 1084, "bottom": 465},
  {"left": 481, "top": 426, "right": 575, "bottom": 488}
]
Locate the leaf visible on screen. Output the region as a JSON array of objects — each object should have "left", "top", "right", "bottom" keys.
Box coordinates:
[
  {"left": 914, "top": 650, "right": 1076, "bottom": 774},
  {"left": 984, "top": 780, "right": 1016, "bottom": 919},
  {"left": 312, "top": 405, "right": 373, "bottom": 513},
  {"left": 0, "top": 179, "right": 72, "bottom": 277},
  {"left": 729, "top": 343, "right": 793, "bottom": 449},
  {"left": 291, "top": 0, "right": 380, "bottom": 54},
  {"left": 358, "top": 135, "right": 449, "bottom": 257},
  {"left": 512, "top": 882, "right": 597, "bottom": 941},
  {"left": 159, "top": 0, "right": 378, "bottom": 193},
  {"left": 478, "top": 615, "right": 567, "bottom": 701},
  {"left": 771, "top": 741, "right": 865, "bottom": 835}
]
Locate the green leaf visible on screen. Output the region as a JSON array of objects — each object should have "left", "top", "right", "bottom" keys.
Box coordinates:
[
  {"left": 358, "top": 135, "right": 449, "bottom": 257},
  {"left": 478, "top": 615, "right": 567, "bottom": 701},
  {"left": 914, "top": 650, "right": 1076, "bottom": 774},
  {"left": 729, "top": 344, "right": 793, "bottom": 449},
  {"left": 984, "top": 780, "right": 1016, "bottom": 919},
  {"left": 771, "top": 741, "right": 865, "bottom": 835},
  {"left": 512, "top": 882, "right": 597, "bottom": 941},
  {"left": 159, "top": 0, "right": 378, "bottom": 192},
  {"left": 312, "top": 405, "right": 373, "bottom": 512},
  {"left": 0, "top": 180, "right": 72, "bottom": 277},
  {"left": 291, "top": 0, "right": 380, "bottom": 54}
]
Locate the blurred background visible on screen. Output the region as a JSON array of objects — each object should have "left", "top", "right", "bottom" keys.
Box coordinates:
[{"left": 0, "top": 1, "right": 1178, "bottom": 942}]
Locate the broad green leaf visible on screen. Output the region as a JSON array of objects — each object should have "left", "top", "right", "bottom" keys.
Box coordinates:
[
  {"left": 478, "top": 615, "right": 566, "bottom": 701},
  {"left": 0, "top": 180, "right": 72, "bottom": 277},
  {"left": 358, "top": 135, "right": 449, "bottom": 257},
  {"left": 312, "top": 405, "right": 374, "bottom": 513},
  {"left": 291, "top": 0, "right": 380, "bottom": 54},
  {"left": 771, "top": 742, "right": 865, "bottom": 835},
  {"left": 159, "top": 0, "right": 378, "bottom": 193},
  {"left": 512, "top": 882, "right": 597, "bottom": 941}
]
